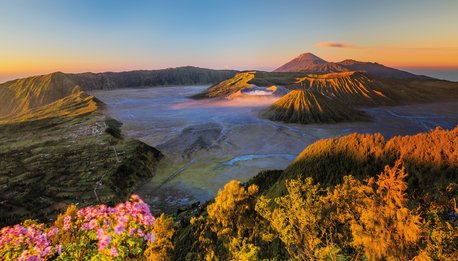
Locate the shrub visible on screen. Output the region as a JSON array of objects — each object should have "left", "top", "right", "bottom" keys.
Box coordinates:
[{"left": 0, "top": 195, "right": 156, "bottom": 260}]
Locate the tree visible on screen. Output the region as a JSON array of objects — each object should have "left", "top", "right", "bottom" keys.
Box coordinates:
[
  {"left": 256, "top": 178, "right": 342, "bottom": 260},
  {"left": 350, "top": 160, "right": 422, "bottom": 260},
  {"left": 185, "top": 180, "right": 264, "bottom": 260},
  {"left": 206, "top": 180, "right": 261, "bottom": 260},
  {"left": 144, "top": 214, "right": 175, "bottom": 261}
]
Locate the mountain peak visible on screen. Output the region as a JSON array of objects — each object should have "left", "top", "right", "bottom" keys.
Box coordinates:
[
  {"left": 295, "top": 52, "right": 326, "bottom": 61},
  {"left": 275, "top": 54, "right": 423, "bottom": 78},
  {"left": 274, "top": 52, "right": 344, "bottom": 73}
]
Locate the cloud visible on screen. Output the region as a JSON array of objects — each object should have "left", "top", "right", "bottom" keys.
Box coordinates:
[{"left": 316, "top": 41, "right": 359, "bottom": 48}]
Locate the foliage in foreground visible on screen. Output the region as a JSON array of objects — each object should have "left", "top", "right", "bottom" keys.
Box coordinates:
[
  {"left": 179, "top": 160, "right": 458, "bottom": 260},
  {"left": 0, "top": 195, "right": 158, "bottom": 260},
  {"left": 1, "top": 162, "right": 457, "bottom": 260},
  {"left": 282, "top": 126, "right": 458, "bottom": 197}
]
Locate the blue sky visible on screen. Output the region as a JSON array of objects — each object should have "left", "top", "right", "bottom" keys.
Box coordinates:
[{"left": 1, "top": 0, "right": 458, "bottom": 81}]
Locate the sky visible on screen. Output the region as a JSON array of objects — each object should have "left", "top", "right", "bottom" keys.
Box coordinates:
[{"left": 1, "top": 0, "right": 458, "bottom": 82}]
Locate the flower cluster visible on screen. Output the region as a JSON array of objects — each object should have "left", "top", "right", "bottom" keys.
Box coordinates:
[
  {"left": 0, "top": 195, "right": 156, "bottom": 260},
  {"left": 68, "top": 194, "right": 156, "bottom": 258},
  {"left": 0, "top": 222, "right": 59, "bottom": 260}
]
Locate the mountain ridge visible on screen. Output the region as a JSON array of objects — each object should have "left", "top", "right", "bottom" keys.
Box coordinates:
[
  {"left": 274, "top": 52, "right": 426, "bottom": 78},
  {"left": 336, "top": 59, "right": 422, "bottom": 78},
  {"left": 0, "top": 90, "right": 101, "bottom": 124},
  {"left": 195, "top": 69, "right": 458, "bottom": 124},
  {"left": 0, "top": 67, "right": 237, "bottom": 118}
]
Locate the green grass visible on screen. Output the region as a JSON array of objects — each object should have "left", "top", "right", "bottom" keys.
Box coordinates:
[{"left": 0, "top": 111, "right": 163, "bottom": 226}]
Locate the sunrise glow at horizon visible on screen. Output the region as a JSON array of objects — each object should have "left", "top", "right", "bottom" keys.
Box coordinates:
[{"left": 1, "top": 0, "right": 458, "bottom": 82}]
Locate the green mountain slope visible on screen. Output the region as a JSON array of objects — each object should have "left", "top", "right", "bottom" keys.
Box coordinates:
[
  {"left": 0, "top": 67, "right": 238, "bottom": 224},
  {"left": 0, "top": 95, "right": 163, "bottom": 226},
  {"left": 0, "top": 73, "right": 80, "bottom": 116}
]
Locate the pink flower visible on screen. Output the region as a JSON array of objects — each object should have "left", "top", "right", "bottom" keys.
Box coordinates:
[
  {"left": 63, "top": 216, "right": 72, "bottom": 231},
  {"left": 110, "top": 246, "right": 119, "bottom": 257},
  {"left": 56, "top": 244, "right": 62, "bottom": 255},
  {"left": 0, "top": 223, "right": 55, "bottom": 260},
  {"left": 144, "top": 233, "right": 155, "bottom": 242},
  {"left": 96, "top": 229, "right": 111, "bottom": 250},
  {"left": 0, "top": 194, "right": 156, "bottom": 259},
  {"left": 25, "top": 255, "right": 39, "bottom": 261},
  {"left": 113, "top": 223, "right": 124, "bottom": 234},
  {"left": 47, "top": 227, "right": 58, "bottom": 237},
  {"left": 130, "top": 194, "right": 141, "bottom": 201}
]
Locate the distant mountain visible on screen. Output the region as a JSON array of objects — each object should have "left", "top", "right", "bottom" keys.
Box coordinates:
[
  {"left": 337, "top": 59, "right": 421, "bottom": 78},
  {"left": 192, "top": 71, "right": 256, "bottom": 98},
  {"left": 292, "top": 71, "right": 390, "bottom": 105},
  {"left": 273, "top": 52, "right": 349, "bottom": 73},
  {"left": 274, "top": 52, "right": 424, "bottom": 79},
  {"left": 195, "top": 69, "right": 458, "bottom": 124},
  {"left": 0, "top": 66, "right": 236, "bottom": 117},
  {"left": 192, "top": 71, "right": 305, "bottom": 99},
  {"left": 262, "top": 71, "right": 458, "bottom": 124},
  {"left": 260, "top": 71, "right": 386, "bottom": 124}
]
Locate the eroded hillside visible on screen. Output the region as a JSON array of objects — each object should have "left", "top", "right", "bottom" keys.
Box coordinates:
[
  {"left": 291, "top": 71, "right": 389, "bottom": 105},
  {"left": 195, "top": 69, "right": 458, "bottom": 124},
  {"left": 261, "top": 89, "right": 369, "bottom": 123}
]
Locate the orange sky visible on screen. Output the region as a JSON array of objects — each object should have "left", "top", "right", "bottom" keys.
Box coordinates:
[
  {"left": 1, "top": 1, "right": 458, "bottom": 82},
  {"left": 2, "top": 46, "right": 457, "bottom": 76}
]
